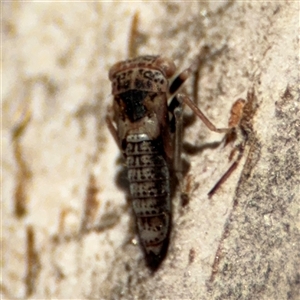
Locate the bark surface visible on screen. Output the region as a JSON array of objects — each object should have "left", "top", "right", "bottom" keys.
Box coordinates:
[{"left": 2, "top": 2, "right": 299, "bottom": 299}]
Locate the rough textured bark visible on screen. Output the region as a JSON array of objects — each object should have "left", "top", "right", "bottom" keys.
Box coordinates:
[{"left": 2, "top": 1, "right": 299, "bottom": 299}]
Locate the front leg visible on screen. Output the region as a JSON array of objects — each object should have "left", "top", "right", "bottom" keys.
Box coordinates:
[
  {"left": 168, "top": 66, "right": 232, "bottom": 134},
  {"left": 105, "top": 107, "right": 120, "bottom": 149},
  {"left": 177, "top": 94, "right": 231, "bottom": 133}
]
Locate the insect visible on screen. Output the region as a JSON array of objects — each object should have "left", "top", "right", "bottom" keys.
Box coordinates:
[
  {"left": 106, "top": 55, "right": 233, "bottom": 270},
  {"left": 209, "top": 88, "right": 259, "bottom": 282}
]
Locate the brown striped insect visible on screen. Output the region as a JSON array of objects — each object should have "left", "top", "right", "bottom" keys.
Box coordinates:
[{"left": 106, "top": 55, "right": 234, "bottom": 270}]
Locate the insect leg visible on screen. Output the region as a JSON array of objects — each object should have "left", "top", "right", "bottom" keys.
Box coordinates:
[
  {"left": 169, "top": 46, "right": 231, "bottom": 132},
  {"left": 208, "top": 98, "right": 250, "bottom": 197},
  {"left": 105, "top": 112, "right": 120, "bottom": 149},
  {"left": 177, "top": 94, "right": 231, "bottom": 133},
  {"left": 171, "top": 97, "right": 184, "bottom": 183},
  {"left": 168, "top": 96, "right": 183, "bottom": 175},
  {"left": 208, "top": 141, "right": 244, "bottom": 198},
  {"left": 169, "top": 67, "right": 231, "bottom": 133},
  {"left": 169, "top": 68, "right": 190, "bottom": 95}
]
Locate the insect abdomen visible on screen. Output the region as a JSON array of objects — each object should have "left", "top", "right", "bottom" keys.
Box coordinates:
[{"left": 124, "top": 134, "right": 171, "bottom": 269}]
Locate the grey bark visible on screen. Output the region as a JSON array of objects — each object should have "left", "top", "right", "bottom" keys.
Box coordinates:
[{"left": 2, "top": 1, "right": 299, "bottom": 299}]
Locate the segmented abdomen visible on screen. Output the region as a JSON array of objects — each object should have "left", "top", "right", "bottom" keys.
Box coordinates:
[{"left": 124, "top": 134, "right": 171, "bottom": 267}]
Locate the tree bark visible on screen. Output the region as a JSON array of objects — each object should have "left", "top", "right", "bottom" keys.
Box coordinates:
[{"left": 2, "top": 1, "right": 299, "bottom": 299}]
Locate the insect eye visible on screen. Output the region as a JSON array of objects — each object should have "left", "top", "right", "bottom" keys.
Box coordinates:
[
  {"left": 109, "top": 62, "right": 123, "bottom": 80},
  {"left": 155, "top": 57, "right": 176, "bottom": 78}
]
